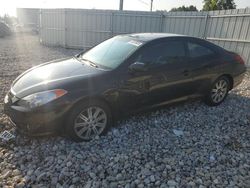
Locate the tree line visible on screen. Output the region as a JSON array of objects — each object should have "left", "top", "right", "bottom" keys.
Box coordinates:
[{"left": 170, "top": 0, "right": 236, "bottom": 12}]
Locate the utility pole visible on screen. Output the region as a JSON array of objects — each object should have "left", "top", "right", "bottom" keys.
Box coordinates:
[
  {"left": 150, "top": 0, "right": 153, "bottom": 11},
  {"left": 119, "top": 0, "right": 124, "bottom": 11}
]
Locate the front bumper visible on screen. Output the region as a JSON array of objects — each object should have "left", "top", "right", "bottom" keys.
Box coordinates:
[{"left": 3, "top": 92, "right": 70, "bottom": 136}]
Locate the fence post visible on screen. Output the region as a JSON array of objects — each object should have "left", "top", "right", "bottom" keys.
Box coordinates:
[
  {"left": 202, "top": 13, "right": 209, "bottom": 39},
  {"left": 110, "top": 12, "right": 114, "bottom": 37},
  {"left": 39, "top": 9, "right": 42, "bottom": 43},
  {"left": 160, "top": 13, "right": 164, "bottom": 32},
  {"left": 64, "top": 9, "right": 67, "bottom": 48}
]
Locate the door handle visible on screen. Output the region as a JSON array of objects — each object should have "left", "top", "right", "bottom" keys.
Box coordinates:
[{"left": 182, "top": 70, "right": 189, "bottom": 76}]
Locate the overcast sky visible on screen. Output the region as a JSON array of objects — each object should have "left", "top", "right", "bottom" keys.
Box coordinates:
[{"left": 1, "top": 0, "right": 250, "bottom": 16}]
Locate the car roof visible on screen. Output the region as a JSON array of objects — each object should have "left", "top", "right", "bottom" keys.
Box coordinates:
[
  {"left": 119, "top": 33, "right": 224, "bottom": 53},
  {"left": 123, "top": 33, "right": 186, "bottom": 42}
]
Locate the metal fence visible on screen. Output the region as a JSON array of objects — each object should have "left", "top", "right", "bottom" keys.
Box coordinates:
[
  {"left": 164, "top": 9, "right": 250, "bottom": 67},
  {"left": 40, "top": 9, "right": 162, "bottom": 48},
  {"left": 38, "top": 8, "right": 250, "bottom": 66}
]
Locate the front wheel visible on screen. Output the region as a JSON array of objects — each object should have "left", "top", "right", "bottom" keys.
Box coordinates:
[
  {"left": 204, "top": 76, "right": 230, "bottom": 106},
  {"left": 66, "top": 100, "right": 112, "bottom": 142}
]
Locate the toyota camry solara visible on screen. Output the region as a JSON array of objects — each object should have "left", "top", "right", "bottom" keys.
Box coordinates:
[{"left": 3, "top": 33, "right": 246, "bottom": 141}]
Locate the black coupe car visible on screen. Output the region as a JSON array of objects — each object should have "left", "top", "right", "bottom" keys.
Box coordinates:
[{"left": 4, "top": 33, "right": 246, "bottom": 141}]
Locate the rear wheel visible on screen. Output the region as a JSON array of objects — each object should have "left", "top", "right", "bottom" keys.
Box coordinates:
[
  {"left": 205, "top": 76, "right": 230, "bottom": 106},
  {"left": 66, "top": 100, "right": 112, "bottom": 141}
]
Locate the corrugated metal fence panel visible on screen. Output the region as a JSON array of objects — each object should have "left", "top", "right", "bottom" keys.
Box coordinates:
[
  {"left": 112, "top": 11, "right": 162, "bottom": 35},
  {"left": 65, "top": 9, "right": 112, "bottom": 48},
  {"left": 40, "top": 9, "right": 65, "bottom": 47},
  {"left": 163, "top": 11, "right": 207, "bottom": 38},
  {"left": 206, "top": 8, "right": 250, "bottom": 66},
  {"left": 241, "top": 8, "right": 250, "bottom": 65},
  {"left": 40, "top": 9, "right": 163, "bottom": 49}
]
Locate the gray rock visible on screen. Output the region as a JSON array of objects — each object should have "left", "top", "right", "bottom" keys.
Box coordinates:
[
  {"left": 76, "top": 154, "right": 83, "bottom": 159},
  {"left": 81, "top": 165, "right": 91, "bottom": 172},
  {"left": 84, "top": 181, "right": 92, "bottom": 188},
  {"left": 141, "top": 168, "right": 151, "bottom": 176},
  {"left": 27, "top": 169, "right": 34, "bottom": 176},
  {"left": 144, "top": 177, "right": 150, "bottom": 184},
  {"left": 160, "top": 183, "right": 167, "bottom": 188},
  {"left": 173, "top": 129, "right": 184, "bottom": 137},
  {"left": 67, "top": 161, "right": 73, "bottom": 167},
  {"left": 51, "top": 177, "right": 58, "bottom": 186},
  {"left": 155, "top": 180, "right": 161, "bottom": 186},
  {"left": 2, "top": 170, "right": 11, "bottom": 179},
  {"left": 130, "top": 182, "right": 136, "bottom": 188},
  {"left": 72, "top": 176, "right": 80, "bottom": 183},
  {"left": 213, "top": 179, "right": 219, "bottom": 184},
  {"left": 134, "top": 179, "right": 140, "bottom": 185},
  {"left": 137, "top": 183, "right": 144, "bottom": 188},
  {"left": 12, "top": 169, "right": 21, "bottom": 176},
  {"left": 56, "top": 183, "right": 63, "bottom": 188},
  {"left": 150, "top": 175, "right": 155, "bottom": 182},
  {"left": 167, "top": 180, "right": 177, "bottom": 186},
  {"left": 89, "top": 172, "right": 96, "bottom": 179},
  {"left": 58, "top": 173, "right": 64, "bottom": 181},
  {"left": 15, "top": 181, "right": 25, "bottom": 188},
  {"left": 188, "top": 181, "right": 196, "bottom": 186},
  {"left": 116, "top": 173, "right": 123, "bottom": 181},
  {"left": 36, "top": 172, "right": 47, "bottom": 182},
  {"left": 125, "top": 183, "right": 131, "bottom": 188},
  {"left": 196, "top": 178, "right": 203, "bottom": 185},
  {"left": 110, "top": 182, "right": 118, "bottom": 188},
  {"left": 165, "top": 165, "right": 171, "bottom": 170}
]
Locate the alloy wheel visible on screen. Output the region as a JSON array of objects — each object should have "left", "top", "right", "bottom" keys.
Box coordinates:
[
  {"left": 74, "top": 106, "right": 107, "bottom": 140},
  {"left": 211, "top": 79, "right": 228, "bottom": 103}
]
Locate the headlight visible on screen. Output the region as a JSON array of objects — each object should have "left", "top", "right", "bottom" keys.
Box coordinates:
[{"left": 18, "top": 89, "right": 67, "bottom": 109}]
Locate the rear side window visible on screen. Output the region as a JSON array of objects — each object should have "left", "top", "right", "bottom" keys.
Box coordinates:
[
  {"left": 136, "top": 41, "right": 186, "bottom": 66},
  {"left": 187, "top": 42, "right": 215, "bottom": 58}
]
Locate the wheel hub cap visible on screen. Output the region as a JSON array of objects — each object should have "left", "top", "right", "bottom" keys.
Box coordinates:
[
  {"left": 74, "top": 106, "right": 107, "bottom": 140},
  {"left": 211, "top": 80, "right": 228, "bottom": 103}
]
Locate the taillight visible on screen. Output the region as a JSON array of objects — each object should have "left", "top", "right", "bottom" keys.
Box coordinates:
[{"left": 234, "top": 54, "right": 245, "bottom": 65}]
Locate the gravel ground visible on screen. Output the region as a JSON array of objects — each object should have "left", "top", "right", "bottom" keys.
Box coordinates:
[{"left": 0, "top": 34, "right": 250, "bottom": 188}]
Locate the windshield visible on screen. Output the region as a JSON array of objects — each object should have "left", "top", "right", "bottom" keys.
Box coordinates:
[{"left": 80, "top": 36, "right": 142, "bottom": 69}]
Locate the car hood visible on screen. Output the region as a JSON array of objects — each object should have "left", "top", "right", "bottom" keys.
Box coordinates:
[{"left": 12, "top": 57, "right": 104, "bottom": 98}]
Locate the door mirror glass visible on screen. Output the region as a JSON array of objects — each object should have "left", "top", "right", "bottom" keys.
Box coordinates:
[{"left": 129, "top": 62, "right": 147, "bottom": 72}]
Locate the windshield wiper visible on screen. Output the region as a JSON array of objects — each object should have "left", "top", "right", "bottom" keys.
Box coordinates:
[
  {"left": 79, "top": 58, "right": 99, "bottom": 68},
  {"left": 75, "top": 56, "right": 111, "bottom": 70}
]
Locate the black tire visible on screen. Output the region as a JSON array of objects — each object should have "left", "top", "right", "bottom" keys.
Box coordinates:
[
  {"left": 204, "top": 76, "right": 230, "bottom": 106},
  {"left": 66, "top": 100, "right": 112, "bottom": 142}
]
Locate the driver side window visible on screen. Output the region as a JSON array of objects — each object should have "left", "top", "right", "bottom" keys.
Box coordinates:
[{"left": 135, "top": 41, "right": 186, "bottom": 67}]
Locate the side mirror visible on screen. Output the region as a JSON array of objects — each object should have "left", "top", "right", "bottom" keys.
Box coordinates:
[{"left": 129, "top": 62, "right": 147, "bottom": 72}]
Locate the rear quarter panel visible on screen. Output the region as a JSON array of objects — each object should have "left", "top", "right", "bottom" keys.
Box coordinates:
[{"left": 217, "top": 51, "right": 247, "bottom": 88}]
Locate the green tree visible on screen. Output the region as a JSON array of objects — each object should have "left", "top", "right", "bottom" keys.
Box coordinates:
[
  {"left": 218, "top": 0, "right": 236, "bottom": 9},
  {"left": 170, "top": 5, "right": 198, "bottom": 12},
  {"left": 203, "top": 0, "right": 236, "bottom": 11}
]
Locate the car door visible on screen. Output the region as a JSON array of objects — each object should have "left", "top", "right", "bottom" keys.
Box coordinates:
[
  {"left": 116, "top": 39, "right": 194, "bottom": 110},
  {"left": 186, "top": 40, "right": 221, "bottom": 94}
]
